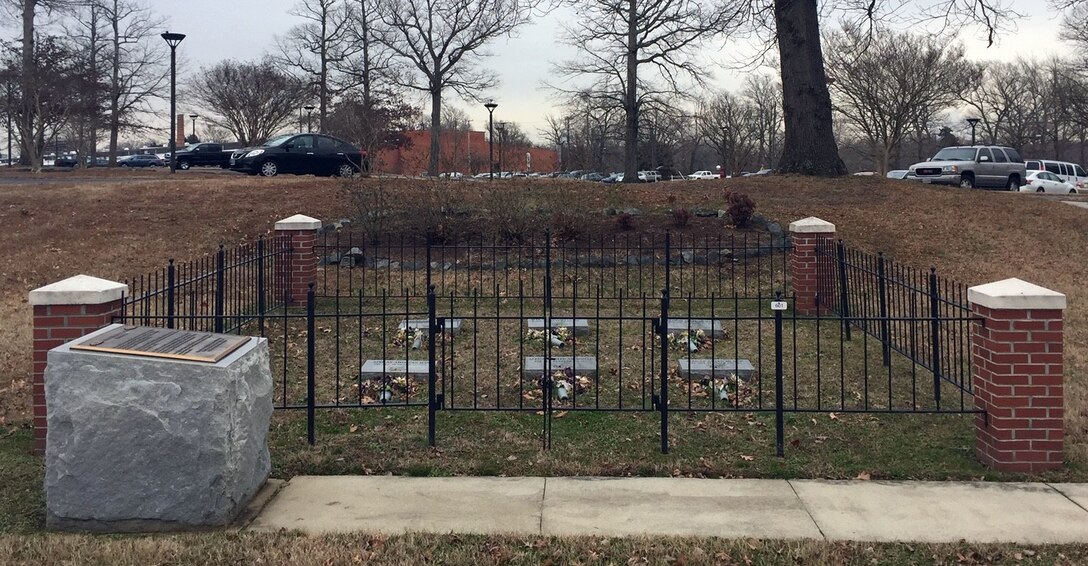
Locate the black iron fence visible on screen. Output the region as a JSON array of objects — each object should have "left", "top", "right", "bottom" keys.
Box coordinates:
[
  {"left": 815, "top": 239, "right": 974, "bottom": 409},
  {"left": 117, "top": 228, "right": 982, "bottom": 456},
  {"left": 119, "top": 235, "right": 291, "bottom": 334}
]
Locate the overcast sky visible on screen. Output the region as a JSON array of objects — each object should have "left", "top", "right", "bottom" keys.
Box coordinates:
[{"left": 6, "top": 0, "right": 1080, "bottom": 142}]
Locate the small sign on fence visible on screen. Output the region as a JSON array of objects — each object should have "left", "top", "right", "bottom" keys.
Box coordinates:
[{"left": 770, "top": 300, "right": 788, "bottom": 311}]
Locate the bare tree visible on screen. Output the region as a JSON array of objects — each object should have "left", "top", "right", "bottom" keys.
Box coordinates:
[
  {"left": 3, "top": 0, "right": 81, "bottom": 169},
  {"left": 344, "top": 0, "right": 396, "bottom": 108},
  {"left": 824, "top": 24, "right": 972, "bottom": 174},
  {"left": 744, "top": 0, "right": 1020, "bottom": 176},
  {"left": 1, "top": 36, "right": 88, "bottom": 170},
  {"left": 275, "top": 0, "right": 359, "bottom": 131},
  {"left": 740, "top": 73, "right": 781, "bottom": 169},
  {"left": 377, "top": 0, "right": 544, "bottom": 176},
  {"left": 188, "top": 60, "right": 306, "bottom": 146},
  {"left": 698, "top": 91, "right": 756, "bottom": 175},
  {"left": 90, "top": 0, "right": 169, "bottom": 165},
  {"left": 555, "top": 0, "right": 744, "bottom": 182}
]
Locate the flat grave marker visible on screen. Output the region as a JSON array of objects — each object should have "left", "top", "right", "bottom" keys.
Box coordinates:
[
  {"left": 666, "top": 319, "right": 726, "bottom": 338},
  {"left": 526, "top": 318, "right": 591, "bottom": 335},
  {"left": 398, "top": 319, "right": 463, "bottom": 334},
  {"left": 677, "top": 358, "right": 755, "bottom": 379},
  {"left": 523, "top": 356, "right": 598, "bottom": 377},
  {"left": 360, "top": 359, "right": 429, "bottom": 380}
]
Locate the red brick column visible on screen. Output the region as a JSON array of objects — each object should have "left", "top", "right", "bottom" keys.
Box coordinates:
[
  {"left": 969, "top": 278, "right": 1066, "bottom": 472},
  {"left": 29, "top": 275, "right": 127, "bottom": 454},
  {"left": 275, "top": 214, "right": 322, "bottom": 306},
  {"left": 788, "top": 217, "right": 836, "bottom": 315}
]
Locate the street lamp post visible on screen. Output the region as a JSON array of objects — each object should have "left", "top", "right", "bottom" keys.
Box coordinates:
[
  {"left": 5, "top": 84, "right": 12, "bottom": 167},
  {"left": 161, "top": 31, "right": 185, "bottom": 174},
  {"left": 304, "top": 105, "right": 315, "bottom": 133},
  {"left": 497, "top": 121, "right": 506, "bottom": 177},
  {"left": 966, "top": 117, "right": 980, "bottom": 146},
  {"left": 188, "top": 114, "right": 199, "bottom": 143},
  {"left": 484, "top": 100, "right": 497, "bottom": 180}
]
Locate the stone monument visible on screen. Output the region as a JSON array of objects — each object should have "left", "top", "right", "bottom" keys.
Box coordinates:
[{"left": 44, "top": 323, "right": 274, "bottom": 531}]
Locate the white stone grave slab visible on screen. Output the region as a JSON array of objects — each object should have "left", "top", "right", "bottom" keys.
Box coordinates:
[
  {"left": 398, "top": 319, "right": 463, "bottom": 334},
  {"left": 526, "top": 318, "right": 591, "bottom": 335},
  {"left": 523, "top": 356, "right": 598, "bottom": 376},
  {"left": 677, "top": 358, "right": 755, "bottom": 379},
  {"left": 666, "top": 319, "right": 726, "bottom": 338},
  {"left": 361, "top": 359, "right": 429, "bottom": 380}
]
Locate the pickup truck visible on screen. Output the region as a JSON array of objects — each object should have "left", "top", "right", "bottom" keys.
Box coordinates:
[{"left": 173, "top": 143, "right": 233, "bottom": 170}]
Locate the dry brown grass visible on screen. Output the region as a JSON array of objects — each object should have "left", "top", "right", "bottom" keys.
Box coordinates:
[
  {"left": 0, "top": 531, "right": 1084, "bottom": 565},
  {"left": 1, "top": 172, "right": 1085, "bottom": 469}
]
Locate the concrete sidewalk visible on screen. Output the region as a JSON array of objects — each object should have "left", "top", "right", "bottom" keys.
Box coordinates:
[{"left": 247, "top": 477, "right": 1088, "bottom": 544}]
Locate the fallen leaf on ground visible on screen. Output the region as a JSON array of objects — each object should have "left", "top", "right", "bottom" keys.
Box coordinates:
[
  {"left": 740, "top": 455, "right": 754, "bottom": 461},
  {"left": 856, "top": 472, "right": 871, "bottom": 481}
]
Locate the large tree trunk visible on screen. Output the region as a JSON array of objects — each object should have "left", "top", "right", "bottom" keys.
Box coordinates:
[
  {"left": 428, "top": 88, "right": 440, "bottom": 176},
  {"left": 20, "top": 0, "right": 40, "bottom": 170},
  {"left": 773, "top": 0, "right": 846, "bottom": 176},
  {"left": 108, "top": 4, "right": 121, "bottom": 166},
  {"left": 622, "top": 0, "right": 639, "bottom": 183}
]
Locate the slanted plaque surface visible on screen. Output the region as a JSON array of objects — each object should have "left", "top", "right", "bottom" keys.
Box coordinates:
[
  {"left": 70, "top": 325, "right": 249, "bottom": 363},
  {"left": 677, "top": 358, "right": 755, "bottom": 379},
  {"left": 360, "top": 359, "right": 429, "bottom": 379},
  {"left": 526, "top": 318, "right": 591, "bottom": 336}
]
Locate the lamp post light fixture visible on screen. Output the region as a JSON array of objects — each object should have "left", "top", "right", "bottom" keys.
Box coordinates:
[
  {"left": 188, "top": 114, "right": 199, "bottom": 143},
  {"left": 497, "top": 121, "right": 507, "bottom": 177},
  {"left": 484, "top": 99, "right": 497, "bottom": 180},
  {"left": 160, "top": 31, "right": 185, "bottom": 174},
  {"left": 966, "top": 117, "right": 981, "bottom": 146},
  {"left": 304, "top": 105, "right": 316, "bottom": 133}
]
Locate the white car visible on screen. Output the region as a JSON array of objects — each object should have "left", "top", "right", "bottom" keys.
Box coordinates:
[
  {"left": 688, "top": 170, "right": 718, "bottom": 180},
  {"left": 1020, "top": 171, "right": 1077, "bottom": 194}
]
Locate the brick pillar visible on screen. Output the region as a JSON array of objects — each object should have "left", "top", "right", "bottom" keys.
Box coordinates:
[
  {"left": 275, "top": 214, "right": 322, "bottom": 306},
  {"left": 176, "top": 114, "right": 186, "bottom": 146},
  {"left": 788, "top": 217, "right": 836, "bottom": 315},
  {"left": 968, "top": 278, "right": 1066, "bottom": 472},
  {"left": 28, "top": 275, "right": 127, "bottom": 454}
]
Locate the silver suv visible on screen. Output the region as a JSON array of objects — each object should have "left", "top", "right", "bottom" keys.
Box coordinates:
[{"left": 907, "top": 146, "right": 1026, "bottom": 190}]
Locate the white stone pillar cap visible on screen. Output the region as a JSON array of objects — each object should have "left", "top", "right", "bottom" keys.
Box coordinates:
[
  {"left": 275, "top": 214, "right": 322, "bottom": 231},
  {"left": 788, "top": 217, "right": 836, "bottom": 234},
  {"left": 968, "top": 278, "right": 1066, "bottom": 311},
  {"left": 29, "top": 275, "right": 128, "bottom": 306}
]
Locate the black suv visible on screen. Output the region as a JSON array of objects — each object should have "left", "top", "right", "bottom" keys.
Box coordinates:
[
  {"left": 229, "top": 133, "right": 367, "bottom": 177},
  {"left": 174, "top": 143, "right": 231, "bottom": 170}
]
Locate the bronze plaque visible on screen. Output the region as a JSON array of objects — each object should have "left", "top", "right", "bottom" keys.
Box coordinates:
[{"left": 71, "top": 325, "right": 250, "bottom": 363}]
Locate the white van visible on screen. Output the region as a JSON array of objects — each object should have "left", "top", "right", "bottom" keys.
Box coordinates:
[{"left": 1024, "top": 159, "right": 1088, "bottom": 189}]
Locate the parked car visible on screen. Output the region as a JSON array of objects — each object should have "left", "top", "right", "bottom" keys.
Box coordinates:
[
  {"left": 654, "top": 166, "right": 685, "bottom": 181},
  {"left": 886, "top": 170, "right": 909, "bottom": 180},
  {"left": 230, "top": 133, "right": 367, "bottom": 177},
  {"left": 743, "top": 168, "right": 774, "bottom": 177},
  {"left": 688, "top": 170, "right": 717, "bottom": 180},
  {"left": 117, "top": 154, "right": 164, "bottom": 168},
  {"left": 52, "top": 155, "right": 79, "bottom": 168},
  {"left": 1019, "top": 170, "right": 1078, "bottom": 194},
  {"left": 1024, "top": 159, "right": 1088, "bottom": 190},
  {"left": 173, "top": 143, "right": 232, "bottom": 170},
  {"left": 638, "top": 170, "right": 660, "bottom": 182},
  {"left": 600, "top": 173, "right": 624, "bottom": 183},
  {"left": 581, "top": 172, "right": 606, "bottom": 182},
  {"left": 906, "top": 146, "right": 1025, "bottom": 190}
]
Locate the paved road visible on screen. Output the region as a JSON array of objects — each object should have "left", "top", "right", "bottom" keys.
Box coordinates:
[{"left": 247, "top": 476, "right": 1088, "bottom": 543}]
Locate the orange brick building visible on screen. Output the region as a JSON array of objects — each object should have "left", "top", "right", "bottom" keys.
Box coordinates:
[{"left": 374, "top": 130, "right": 558, "bottom": 175}]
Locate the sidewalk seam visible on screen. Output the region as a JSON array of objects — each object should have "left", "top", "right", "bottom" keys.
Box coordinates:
[
  {"left": 538, "top": 477, "right": 548, "bottom": 535},
  {"left": 787, "top": 480, "right": 827, "bottom": 541},
  {"left": 1046, "top": 482, "right": 1088, "bottom": 515}
]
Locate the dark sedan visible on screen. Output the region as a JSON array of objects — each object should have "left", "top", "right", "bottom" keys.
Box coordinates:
[
  {"left": 118, "top": 154, "right": 165, "bottom": 168},
  {"left": 230, "top": 133, "right": 367, "bottom": 177}
]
